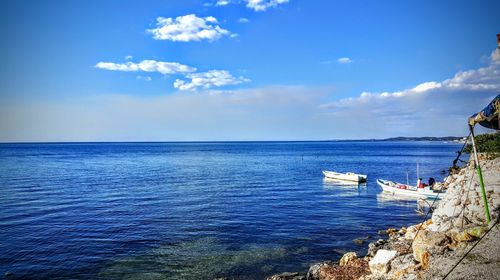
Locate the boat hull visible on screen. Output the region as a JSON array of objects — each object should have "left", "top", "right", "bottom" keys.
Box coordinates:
[
  {"left": 323, "top": 171, "right": 367, "bottom": 182},
  {"left": 376, "top": 179, "right": 443, "bottom": 200}
]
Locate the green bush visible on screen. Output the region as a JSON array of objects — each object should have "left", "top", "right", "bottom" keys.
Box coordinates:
[{"left": 465, "top": 131, "right": 500, "bottom": 158}]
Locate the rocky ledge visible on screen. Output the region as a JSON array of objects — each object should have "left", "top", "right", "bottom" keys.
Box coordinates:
[{"left": 265, "top": 156, "right": 500, "bottom": 280}]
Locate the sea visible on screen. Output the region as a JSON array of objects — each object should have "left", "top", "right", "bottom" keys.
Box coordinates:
[{"left": 0, "top": 141, "right": 461, "bottom": 279}]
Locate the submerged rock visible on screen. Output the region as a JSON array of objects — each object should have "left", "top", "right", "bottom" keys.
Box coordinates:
[
  {"left": 266, "top": 272, "right": 305, "bottom": 280},
  {"left": 353, "top": 238, "right": 365, "bottom": 245}
]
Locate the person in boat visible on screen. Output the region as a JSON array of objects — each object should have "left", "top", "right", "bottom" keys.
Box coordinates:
[
  {"left": 417, "top": 178, "right": 425, "bottom": 189},
  {"left": 428, "top": 177, "right": 435, "bottom": 187}
]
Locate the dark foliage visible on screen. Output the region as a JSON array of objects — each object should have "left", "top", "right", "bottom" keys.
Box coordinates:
[{"left": 465, "top": 131, "right": 500, "bottom": 158}]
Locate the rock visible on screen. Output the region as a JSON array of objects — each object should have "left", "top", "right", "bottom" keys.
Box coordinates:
[
  {"left": 387, "top": 228, "right": 399, "bottom": 237},
  {"left": 368, "top": 249, "right": 397, "bottom": 276},
  {"left": 307, "top": 259, "right": 370, "bottom": 280},
  {"left": 266, "top": 272, "right": 305, "bottom": 280},
  {"left": 419, "top": 250, "right": 431, "bottom": 270},
  {"left": 376, "top": 239, "right": 386, "bottom": 246},
  {"left": 434, "top": 219, "right": 453, "bottom": 232},
  {"left": 339, "top": 252, "right": 357, "bottom": 266},
  {"left": 367, "top": 242, "right": 378, "bottom": 257},
  {"left": 445, "top": 176, "right": 452, "bottom": 184},
  {"left": 466, "top": 226, "right": 488, "bottom": 238},
  {"left": 453, "top": 230, "right": 475, "bottom": 243},
  {"left": 404, "top": 225, "right": 418, "bottom": 240},
  {"left": 451, "top": 216, "right": 472, "bottom": 229},
  {"left": 412, "top": 230, "right": 450, "bottom": 263},
  {"left": 398, "top": 227, "right": 407, "bottom": 235},
  {"left": 387, "top": 254, "right": 418, "bottom": 279},
  {"left": 390, "top": 239, "right": 412, "bottom": 255},
  {"left": 307, "top": 262, "right": 334, "bottom": 280}
]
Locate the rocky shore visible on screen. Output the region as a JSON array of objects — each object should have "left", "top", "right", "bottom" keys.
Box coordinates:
[{"left": 265, "top": 156, "right": 500, "bottom": 280}]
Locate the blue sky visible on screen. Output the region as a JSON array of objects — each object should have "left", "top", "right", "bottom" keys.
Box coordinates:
[{"left": 1, "top": 0, "right": 499, "bottom": 141}]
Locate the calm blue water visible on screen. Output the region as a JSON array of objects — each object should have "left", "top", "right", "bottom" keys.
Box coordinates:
[{"left": 0, "top": 141, "right": 460, "bottom": 279}]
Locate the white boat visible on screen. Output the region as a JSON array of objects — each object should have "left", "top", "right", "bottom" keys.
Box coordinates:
[
  {"left": 376, "top": 179, "right": 444, "bottom": 200},
  {"left": 322, "top": 170, "right": 367, "bottom": 182}
]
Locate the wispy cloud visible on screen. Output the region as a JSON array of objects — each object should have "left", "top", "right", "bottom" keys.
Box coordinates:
[
  {"left": 174, "top": 70, "right": 250, "bottom": 91},
  {"left": 95, "top": 60, "right": 196, "bottom": 75},
  {"left": 337, "top": 57, "right": 353, "bottom": 64},
  {"left": 216, "top": 0, "right": 230, "bottom": 6},
  {"left": 136, "top": 75, "right": 152, "bottom": 81},
  {"left": 147, "top": 14, "right": 234, "bottom": 42},
  {"left": 238, "top": 17, "right": 250, "bottom": 23},
  {"left": 245, "top": 0, "right": 289, "bottom": 11}
]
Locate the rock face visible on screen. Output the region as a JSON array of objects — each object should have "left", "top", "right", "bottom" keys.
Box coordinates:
[
  {"left": 431, "top": 157, "right": 500, "bottom": 231},
  {"left": 368, "top": 249, "right": 397, "bottom": 276}
]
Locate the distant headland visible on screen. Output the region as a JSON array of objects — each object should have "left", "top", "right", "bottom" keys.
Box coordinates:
[{"left": 382, "top": 136, "right": 466, "bottom": 142}]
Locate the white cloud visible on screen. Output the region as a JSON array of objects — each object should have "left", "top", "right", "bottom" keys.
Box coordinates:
[
  {"left": 95, "top": 60, "right": 196, "bottom": 75},
  {"left": 147, "top": 14, "right": 233, "bottom": 42},
  {"left": 5, "top": 50, "right": 499, "bottom": 141},
  {"left": 95, "top": 60, "right": 249, "bottom": 91},
  {"left": 245, "top": 0, "right": 289, "bottom": 11},
  {"left": 174, "top": 70, "right": 250, "bottom": 91},
  {"left": 337, "top": 57, "right": 353, "bottom": 64},
  {"left": 238, "top": 17, "right": 250, "bottom": 23},
  {"left": 216, "top": 0, "right": 230, "bottom": 6},
  {"left": 125, "top": 55, "right": 133, "bottom": 60},
  {"left": 320, "top": 53, "right": 500, "bottom": 137}
]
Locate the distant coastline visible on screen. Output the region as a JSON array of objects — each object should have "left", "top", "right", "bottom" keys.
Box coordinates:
[{"left": 381, "top": 136, "right": 466, "bottom": 142}]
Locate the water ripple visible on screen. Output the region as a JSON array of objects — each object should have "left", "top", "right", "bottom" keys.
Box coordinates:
[{"left": 0, "top": 141, "right": 460, "bottom": 279}]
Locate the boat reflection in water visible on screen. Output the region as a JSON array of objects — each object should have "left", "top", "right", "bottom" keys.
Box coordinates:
[
  {"left": 322, "top": 177, "right": 367, "bottom": 197},
  {"left": 376, "top": 192, "right": 420, "bottom": 207}
]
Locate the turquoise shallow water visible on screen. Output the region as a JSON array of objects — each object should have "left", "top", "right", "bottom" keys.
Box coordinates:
[{"left": 0, "top": 141, "right": 460, "bottom": 279}]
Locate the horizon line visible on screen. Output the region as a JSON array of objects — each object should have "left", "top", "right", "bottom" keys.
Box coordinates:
[{"left": 0, "top": 136, "right": 466, "bottom": 145}]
